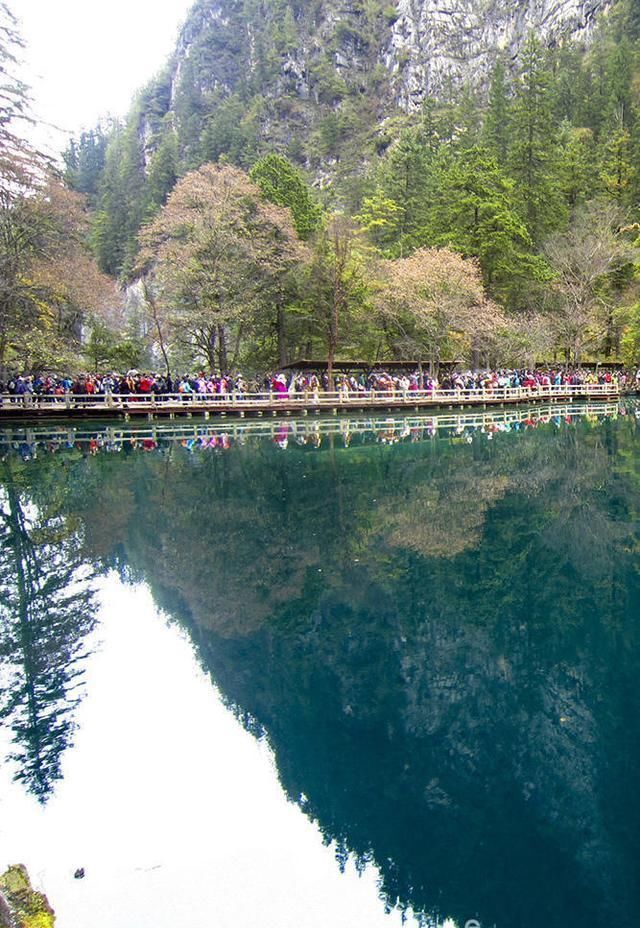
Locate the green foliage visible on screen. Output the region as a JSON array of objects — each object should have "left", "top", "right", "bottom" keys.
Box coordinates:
[
  {"left": 53, "top": 0, "right": 640, "bottom": 366},
  {"left": 84, "top": 320, "right": 146, "bottom": 373},
  {"left": 370, "top": 124, "right": 436, "bottom": 256},
  {"left": 0, "top": 865, "right": 55, "bottom": 928},
  {"left": 0, "top": 463, "right": 97, "bottom": 802},
  {"left": 250, "top": 153, "right": 323, "bottom": 239},
  {"left": 599, "top": 120, "right": 634, "bottom": 201},
  {"left": 427, "top": 145, "right": 549, "bottom": 302},
  {"left": 355, "top": 187, "right": 402, "bottom": 255},
  {"left": 304, "top": 216, "right": 372, "bottom": 378},
  {"left": 138, "top": 163, "right": 306, "bottom": 371},
  {"left": 63, "top": 125, "right": 110, "bottom": 206},
  {"left": 556, "top": 124, "right": 595, "bottom": 208},
  {"left": 308, "top": 57, "right": 349, "bottom": 105},
  {"left": 508, "top": 33, "right": 565, "bottom": 244},
  {"left": 200, "top": 92, "right": 262, "bottom": 167},
  {"left": 144, "top": 121, "right": 179, "bottom": 214},
  {"left": 0, "top": 172, "right": 115, "bottom": 374},
  {"left": 92, "top": 122, "right": 146, "bottom": 277},
  {"left": 483, "top": 56, "right": 511, "bottom": 164},
  {"left": 619, "top": 301, "right": 640, "bottom": 364}
]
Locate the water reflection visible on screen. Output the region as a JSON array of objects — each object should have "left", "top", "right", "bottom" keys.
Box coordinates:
[
  {"left": 0, "top": 403, "right": 639, "bottom": 927},
  {"left": 0, "top": 401, "right": 622, "bottom": 460},
  {"left": 0, "top": 460, "right": 96, "bottom": 801}
]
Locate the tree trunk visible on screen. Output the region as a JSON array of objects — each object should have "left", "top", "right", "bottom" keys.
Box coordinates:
[
  {"left": 217, "top": 324, "right": 228, "bottom": 372},
  {"left": 327, "top": 297, "right": 338, "bottom": 391},
  {"left": 603, "top": 305, "right": 615, "bottom": 358},
  {"left": 230, "top": 324, "right": 244, "bottom": 372},
  {"left": 276, "top": 304, "right": 287, "bottom": 368},
  {"left": 204, "top": 327, "right": 217, "bottom": 371},
  {"left": 142, "top": 281, "right": 172, "bottom": 379}
]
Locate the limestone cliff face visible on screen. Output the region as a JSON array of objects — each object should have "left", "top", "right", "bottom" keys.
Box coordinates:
[
  {"left": 166, "top": 0, "right": 611, "bottom": 114},
  {"left": 132, "top": 0, "right": 614, "bottom": 176},
  {"left": 387, "top": 0, "right": 609, "bottom": 107}
]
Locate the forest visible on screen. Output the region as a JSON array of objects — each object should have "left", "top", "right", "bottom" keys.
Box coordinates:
[{"left": 5, "top": 0, "right": 640, "bottom": 376}]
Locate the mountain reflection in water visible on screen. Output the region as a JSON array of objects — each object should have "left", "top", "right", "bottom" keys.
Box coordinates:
[{"left": 0, "top": 402, "right": 639, "bottom": 928}]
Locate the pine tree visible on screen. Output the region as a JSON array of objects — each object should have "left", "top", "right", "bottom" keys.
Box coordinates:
[
  {"left": 427, "top": 145, "right": 547, "bottom": 303},
  {"left": 373, "top": 126, "right": 435, "bottom": 256},
  {"left": 549, "top": 43, "right": 587, "bottom": 127},
  {"left": 63, "top": 126, "right": 110, "bottom": 207},
  {"left": 557, "top": 124, "right": 596, "bottom": 208},
  {"left": 599, "top": 109, "right": 633, "bottom": 204},
  {"left": 93, "top": 123, "right": 146, "bottom": 276},
  {"left": 483, "top": 57, "right": 511, "bottom": 165},
  {"left": 144, "top": 120, "right": 179, "bottom": 215},
  {"left": 509, "top": 33, "right": 565, "bottom": 244},
  {"left": 0, "top": 463, "right": 96, "bottom": 802},
  {"left": 355, "top": 187, "right": 402, "bottom": 256}
]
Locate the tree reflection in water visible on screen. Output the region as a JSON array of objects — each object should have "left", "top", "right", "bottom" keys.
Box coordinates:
[
  {"left": 1, "top": 404, "right": 639, "bottom": 926},
  {"left": 0, "top": 460, "right": 96, "bottom": 802}
]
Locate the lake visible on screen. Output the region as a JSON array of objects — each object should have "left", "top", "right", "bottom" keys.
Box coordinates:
[{"left": 0, "top": 401, "right": 638, "bottom": 928}]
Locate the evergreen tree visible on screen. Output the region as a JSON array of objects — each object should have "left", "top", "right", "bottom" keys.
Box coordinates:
[
  {"left": 452, "top": 84, "right": 483, "bottom": 149},
  {"left": 548, "top": 42, "right": 591, "bottom": 128},
  {"left": 172, "top": 55, "right": 207, "bottom": 167},
  {"left": 483, "top": 56, "right": 511, "bottom": 165},
  {"left": 249, "top": 153, "right": 323, "bottom": 240},
  {"left": 599, "top": 117, "right": 633, "bottom": 203},
  {"left": 144, "top": 120, "right": 179, "bottom": 215},
  {"left": 557, "top": 124, "right": 596, "bottom": 208},
  {"left": 355, "top": 187, "right": 402, "bottom": 256},
  {"left": 579, "top": 39, "right": 611, "bottom": 136},
  {"left": 93, "top": 123, "right": 146, "bottom": 276},
  {"left": 509, "top": 33, "right": 565, "bottom": 243},
  {"left": 427, "top": 145, "right": 547, "bottom": 302},
  {"left": 63, "top": 126, "right": 110, "bottom": 207},
  {"left": 0, "top": 3, "right": 46, "bottom": 196},
  {"left": 604, "top": 35, "right": 634, "bottom": 125},
  {"left": 373, "top": 126, "right": 435, "bottom": 256}
]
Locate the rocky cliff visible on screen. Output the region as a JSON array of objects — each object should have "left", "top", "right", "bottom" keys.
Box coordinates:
[
  {"left": 84, "top": 0, "right": 623, "bottom": 276},
  {"left": 163, "top": 0, "right": 611, "bottom": 116},
  {"left": 387, "top": 0, "right": 608, "bottom": 107},
  {"left": 131, "top": 0, "right": 613, "bottom": 178}
]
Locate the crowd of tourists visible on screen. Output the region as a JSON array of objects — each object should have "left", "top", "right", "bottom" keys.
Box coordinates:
[{"left": 1, "top": 365, "right": 637, "bottom": 401}]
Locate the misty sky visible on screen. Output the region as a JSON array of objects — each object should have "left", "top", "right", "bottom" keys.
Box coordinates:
[{"left": 16, "top": 0, "right": 194, "bottom": 154}]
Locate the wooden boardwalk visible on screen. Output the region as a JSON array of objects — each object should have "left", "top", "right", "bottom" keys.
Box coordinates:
[{"left": 0, "top": 383, "right": 622, "bottom": 421}]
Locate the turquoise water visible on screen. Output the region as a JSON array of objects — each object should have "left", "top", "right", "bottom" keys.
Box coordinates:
[{"left": 0, "top": 403, "right": 638, "bottom": 928}]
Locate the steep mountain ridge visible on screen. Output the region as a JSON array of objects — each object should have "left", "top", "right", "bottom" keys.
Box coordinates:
[
  {"left": 165, "top": 0, "right": 611, "bottom": 113},
  {"left": 74, "top": 0, "right": 630, "bottom": 281},
  {"left": 139, "top": 0, "right": 612, "bottom": 165}
]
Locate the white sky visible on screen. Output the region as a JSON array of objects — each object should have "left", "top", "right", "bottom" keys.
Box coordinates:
[{"left": 16, "top": 0, "right": 195, "bottom": 157}]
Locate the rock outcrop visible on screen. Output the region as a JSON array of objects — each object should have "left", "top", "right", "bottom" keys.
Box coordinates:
[{"left": 386, "top": 0, "right": 609, "bottom": 107}]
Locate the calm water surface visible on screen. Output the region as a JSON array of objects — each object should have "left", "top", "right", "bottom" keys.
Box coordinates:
[{"left": 0, "top": 402, "right": 639, "bottom": 928}]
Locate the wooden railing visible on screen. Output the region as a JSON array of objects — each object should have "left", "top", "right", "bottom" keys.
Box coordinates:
[{"left": 0, "top": 381, "right": 621, "bottom": 414}]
